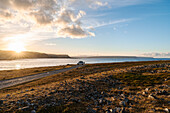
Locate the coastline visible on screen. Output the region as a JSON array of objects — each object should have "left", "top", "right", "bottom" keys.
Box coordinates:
[{"left": 0, "top": 57, "right": 170, "bottom": 71}]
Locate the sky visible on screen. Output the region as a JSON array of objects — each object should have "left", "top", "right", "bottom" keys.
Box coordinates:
[{"left": 0, "top": 0, "right": 170, "bottom": 57}]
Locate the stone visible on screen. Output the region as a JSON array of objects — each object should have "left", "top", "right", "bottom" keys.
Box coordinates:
[
  {"left": 120, "top": 107, "right": 125, "bottom": 113},
  {"left": 124, "top": 98, "right": 129, "bottom": 103},
  {"left": 112, "top": 97, "right": 115, "bottom": 101},
  {"left": 88, "top": 108, "right": 96, "bottom": 113},
  {"left": 0, "top": 100, "right": 3, "bottom": 105},
  {"left": 119, "top": 101, "right": 126, "bottom": 107},
  {"left": 25, "top": 90, "right": 29, "bottom": 92},
  {"left": 105, "top": 110, "right": 110, "bottom": 113},
  {"left": 99, "top": 98, "right": 103, "bottom": 104},
  {"left": 157, "top": 90, "right": 168, "bottom": 95},
  {"left": 9, "top": 101, "right": 16, "bottom": 104},
  {"left": 150, "top": 108, "right": 156, "bottom": 112},
  {"left": 120, "top": 94, "right": 125, "bottom": 98},
  {"left": 164, "top": 108, "right": 169, "bottom": 112},
  {"left": 21, "top": 106, "right": 29, "bottom": 111},
  {"left": 142, "top": 91, "right": 147, "bottom": 95},
  {"left": 115, "top": 107, "right": 121, "bottom": 113},
  {"left": 145, "top": 88, "right": 150, "bottom": 92},
  {"left": 16, "top": 101, "right": 20, "bottom": 104},
  {"left": 109, "top": 109, "right": 115, "bottom": 113},
  {"left": 6, "top": 94, "right": 10, "bottom": 98},
  {"left": 31, "top": 110, "right": 36, "bottom": 113},
  {"left": 31, "top": 88, "right": 35, "bottom": 91},
  {"left": 107, "top": 100, "right": 112, "bottom": 105},
  {"left": 148, "top": 94, "right": 157, "bottom": 100}
]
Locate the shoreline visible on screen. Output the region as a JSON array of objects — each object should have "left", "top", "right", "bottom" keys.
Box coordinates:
[{"left": 0, "top": 59, "right": 170, "bottom": 71}]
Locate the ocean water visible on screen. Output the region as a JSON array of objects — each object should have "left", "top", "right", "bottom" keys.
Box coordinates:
[{"left": 0, "top": 58, "right": 169, "bottom": 70}]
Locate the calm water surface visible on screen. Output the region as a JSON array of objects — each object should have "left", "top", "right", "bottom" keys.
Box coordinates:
[{"left": 0, "top": 58, "right": 170, "bottom": 70}]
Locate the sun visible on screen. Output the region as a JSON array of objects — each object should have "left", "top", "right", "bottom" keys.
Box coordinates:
[{"left": 8, "top": 42, "right": 26, "bottom": 53}]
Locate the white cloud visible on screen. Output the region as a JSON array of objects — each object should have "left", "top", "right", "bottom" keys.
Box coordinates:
[
  {"left": 45, "top": 43, "right": 56, "bottom": 46},
  {"left": 95, "top": 1, "right": 108, "bottom": 6},
  {"left": 12, "top": 0, "right": 35, "bottom": 10},
  {"left": 30, "top": 10, "right": 54, "bottom": 25},
  {"left": 55, "top": 9, "right": 93, "bottom": 38},
  {"left": 90, "top": 19, "right": 133, "bottom": 28},
  {"left": 0, "top": 10, "right": 13, "bottom": 19},
  {"left": 77, "top": 10, "right": 86, "bottom": 20},
  {"left": 0, "top": 0, "right": 11, "bottom": 9},
  {"left": 56, "top": 10, "right": 76, "bottom": 27},
  {"left": 57, "top": 25, "right": 95, "bottom": 38},
  {"left": 0, "top": 0, "right": 96, "bottom": 40}
]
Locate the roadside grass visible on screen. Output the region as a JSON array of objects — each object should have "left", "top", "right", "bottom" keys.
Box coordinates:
[{"left": 0, "top": 65, "right": 73, "bottom": 81}]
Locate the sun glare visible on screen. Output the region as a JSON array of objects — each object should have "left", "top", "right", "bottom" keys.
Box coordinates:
[{"left": 8, "top": 42, "right": 26, "bottom": 53}]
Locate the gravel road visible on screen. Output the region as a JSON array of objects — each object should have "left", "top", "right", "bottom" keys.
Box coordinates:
[{"left": 0, "top": 65, "right": 83, "bottom": 90}]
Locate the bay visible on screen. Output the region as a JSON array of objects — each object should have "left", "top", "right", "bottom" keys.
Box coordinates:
[{"left": 0, "top": 58, "right": 169, "bottom": 70}]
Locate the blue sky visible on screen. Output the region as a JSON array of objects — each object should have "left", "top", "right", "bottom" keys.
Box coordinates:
[{"left": 0, "top": 0, "right": 170, "bottom": 57}]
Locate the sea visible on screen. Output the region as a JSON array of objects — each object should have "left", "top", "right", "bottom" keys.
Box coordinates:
[{"left": 0, "top": 58, "right": 170, "bottom": 71}]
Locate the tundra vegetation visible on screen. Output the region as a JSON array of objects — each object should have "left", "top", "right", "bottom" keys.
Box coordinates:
[{"left": 0, "top": 61, "right": 169, "bottom": 113}]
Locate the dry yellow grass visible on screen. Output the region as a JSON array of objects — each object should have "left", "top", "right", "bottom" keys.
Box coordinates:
[
  {"left": 0, "top": 60, "right": 169, "bottom": 94},
  {"left": 0, "top": 60, "right": 169, "bottom": 112}
]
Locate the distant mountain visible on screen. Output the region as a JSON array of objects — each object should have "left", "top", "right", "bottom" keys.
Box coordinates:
[{"left": 0, "top": 50, "right": 70, "bottom": 60}]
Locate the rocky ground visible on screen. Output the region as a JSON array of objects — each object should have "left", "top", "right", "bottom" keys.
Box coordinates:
[{"left": 0, "top": 62, "right": 169, "bottom": 113}]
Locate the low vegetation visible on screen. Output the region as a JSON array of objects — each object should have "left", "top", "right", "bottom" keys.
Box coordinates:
[
  {"left": 0, "top": 60, "right": 169, "bottom": 112},
  {"left": 113, "top": 72, "right": 169, "bottom": 87}
]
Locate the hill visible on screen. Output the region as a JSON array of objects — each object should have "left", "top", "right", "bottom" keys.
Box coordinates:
[{"left": 0, "top": 50, "right": 70, "bottom": 60}]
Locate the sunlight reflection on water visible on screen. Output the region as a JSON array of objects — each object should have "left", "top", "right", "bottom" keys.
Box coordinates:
[{"left": 15, "top": 64, "right": 21, "bottom": 70}]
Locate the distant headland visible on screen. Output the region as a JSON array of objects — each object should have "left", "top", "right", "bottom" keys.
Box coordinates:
[
  {"left": 73, "top": 56, "right": 153, "bottom": 59},
  {"left": 0, "top": 50, "right": 70, "bottom": 60}
]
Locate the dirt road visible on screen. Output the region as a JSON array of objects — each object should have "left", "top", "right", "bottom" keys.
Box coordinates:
[{"left": 0, "top": 65, "right": 83, "bottom": 90}]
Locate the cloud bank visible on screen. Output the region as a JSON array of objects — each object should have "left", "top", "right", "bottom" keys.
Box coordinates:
[
  {"left": 0, "top": 0, "right": 107, "bottom": 40},
  {"left": 143, "top": 52, "right": 170, "bottom": 58}
]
